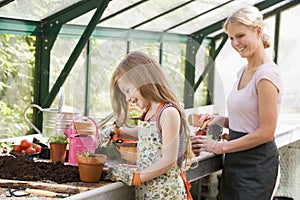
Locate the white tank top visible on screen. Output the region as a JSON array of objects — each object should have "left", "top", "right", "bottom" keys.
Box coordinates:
[{"left": 227, "top": 62, "right": 282, "bottom": 133}]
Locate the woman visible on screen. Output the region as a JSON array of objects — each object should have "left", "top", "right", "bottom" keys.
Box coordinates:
[
  {"left": 106, "top": 51, "right": 195, "bottom": 199},
  {"left": 191, "top": 6, "right": 282, "bottom": 200}
]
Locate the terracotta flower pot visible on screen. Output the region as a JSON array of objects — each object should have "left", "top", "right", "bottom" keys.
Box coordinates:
[
  {"left": 50, "top": 143, "right": 67, "bottom": 163},
  {"left": 76, "top": 154, "right": 107, "bottom": 183},
  {"left": 116, "top": 142, "right": 137, "bottom": 164}
]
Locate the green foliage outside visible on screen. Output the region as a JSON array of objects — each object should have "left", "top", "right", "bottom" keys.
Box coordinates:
[
  {"left": 0, "top": 34, "right": 36, "bottom": 139},
  {"left": 0, "top": 34, "right": 208, "bottom": 140}
]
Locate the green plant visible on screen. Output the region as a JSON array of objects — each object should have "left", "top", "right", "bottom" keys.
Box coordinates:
[
  {"left": 47, "top": 135, "right": 69, "bottom": 144},
  {"left": 77, "top": 150, "right": 95, "bottom": 158},
  {"left": 128, "top": 110, "right": 141, "bottom": 126}
]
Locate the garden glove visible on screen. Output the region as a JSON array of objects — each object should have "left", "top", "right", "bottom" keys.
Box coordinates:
[
  {"left": 105, "top": 164, "right": 141, "bottom": 186},
  {"left": 101, "top": 126, "right": 120, "bottom": 141}
]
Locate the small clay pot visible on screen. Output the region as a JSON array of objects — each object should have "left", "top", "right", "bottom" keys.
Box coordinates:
[
  {"left": 50, "top": 143, "right": 67, "bottom": 163},
  {"left": 77, "top": 154, "right": 107, "bottom": 183}
]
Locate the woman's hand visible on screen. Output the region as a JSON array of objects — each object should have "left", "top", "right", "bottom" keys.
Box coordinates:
[
  {"left": 189, "top": 113, "right": 228, "bottom": 129},
  {"left": 188, "top": 114, "right": 211, "bottom": 127},
  {"left": 191, "top": 135, "right": 222, "bottom": 155}
]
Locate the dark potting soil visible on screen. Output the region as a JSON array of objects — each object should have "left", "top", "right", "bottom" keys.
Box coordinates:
[{"left": 0, "top": 156, "right": 80, "bottom": 183}]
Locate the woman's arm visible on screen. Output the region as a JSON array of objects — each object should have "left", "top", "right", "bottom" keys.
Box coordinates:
[
  {"left": 139, "top": 107, "right": 180, "bottom": 182},
  {"left": 210, "top": 115, "right": 229, "bottom": 129}
]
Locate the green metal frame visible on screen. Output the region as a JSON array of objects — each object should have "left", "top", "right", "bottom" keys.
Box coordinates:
[
  {"left": 85, "top": 39, "right": 93, "bottom": 116},
  {"left": 184, "top": 35, "right": 204, "bottom": 108},
  {"left": 0, "top": 0, "right": 299, "bottom": 131},
  {"left": 0, "top": 0, "right": 14, "bottom": 8},
  {"left": 34, "top": 0, "right": 111, "bottom": 130},
  {"left": 0, "top": 17, "right": 39, "bottom": 35},
  {"left": 41, "top": 1, "right": 111, "bottom": 108}
]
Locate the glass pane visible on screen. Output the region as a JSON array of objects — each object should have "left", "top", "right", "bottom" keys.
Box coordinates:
[
  {"left": 171, "top": 0, "right": 263, "bottom": 34},
  {"left": 161, "top": 43, "right": 187, "bottom": 104},
  {"left": 0, "top": 0, "right": 81, "bottom": 21},
  {"left": 89, "top": 39, "right": 127, "bottom": 118},
  {"left": 101, "top": 0, "right": 142, "bottom": 19},
  {"left": 0, "top": 34, "right": 36, "bottom": 139},
  {"left": 50, "top": 37, "right": 86, "bottom": 116},
  {"left": 278, "top": 4, "right": 300, "bottom": 114},
  {"left": 98, "top": 0, "right": 190, "bottom": 29},
  {"left": 137, "top": 0, "right": 229, "bottom": 32},
  {"left": 69, "top": 0, "right": 142, "bottom": 26}
]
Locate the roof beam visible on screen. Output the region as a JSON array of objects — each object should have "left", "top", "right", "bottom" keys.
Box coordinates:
[
  {"left": 213, "top": 0, "right": 300, "bottom": 39},
  {"left": 0, "top": 0, "right": 14, "bottom": 8},
  {"left": 191, "top": 0, "right": 283, "bottom": 37},
  {"left": 263, "top": 0, "right": 300, "bottom": 18},
  {"left": 165, "top": 0, "right": 233, "bottom": 32}
]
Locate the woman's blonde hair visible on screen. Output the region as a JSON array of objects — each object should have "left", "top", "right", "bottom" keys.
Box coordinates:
[
  {"left": 223, "top": 5, "right": 270, "bottom": 49},
  {"left": 110, "top": 51, "right": 195, "bottom": 169}
]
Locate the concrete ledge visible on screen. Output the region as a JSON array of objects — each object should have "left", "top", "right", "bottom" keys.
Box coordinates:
[
  {"left": 64, "top": 182, "right": 135, "bottom": 200},
  {"left": 187, "top": 153, "right": 223, "bottom": 182},
  {"left": 66, "top": 152, "right": 222, "bottom": 200}
]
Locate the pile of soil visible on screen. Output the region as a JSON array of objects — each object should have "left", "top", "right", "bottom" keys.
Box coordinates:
[{"left": 0, "top": 156, "right": 80, "bottom": 183}]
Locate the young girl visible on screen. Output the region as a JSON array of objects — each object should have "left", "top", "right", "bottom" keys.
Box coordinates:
[{"left": 106, "top": 51, "right": 195, "bottom": 199}]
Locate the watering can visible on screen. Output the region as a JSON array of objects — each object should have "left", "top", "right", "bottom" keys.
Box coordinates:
[{"left": 24, "top": 104, "right": 79, "bottom": 137}]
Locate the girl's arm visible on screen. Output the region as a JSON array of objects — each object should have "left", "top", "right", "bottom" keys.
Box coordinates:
[
  {"left": 138, "top": 107, "right": 180, "bottom": 182},
  {"left": 119, "top": 126, "right": 138, "bottom": 140}
]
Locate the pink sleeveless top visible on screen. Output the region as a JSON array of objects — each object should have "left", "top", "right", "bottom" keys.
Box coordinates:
[{"left": 227, "top": 62, "right": 282, "bottom": 133}]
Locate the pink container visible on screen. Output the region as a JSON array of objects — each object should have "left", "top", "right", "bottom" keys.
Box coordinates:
[{"left": 64, "top": 116, "right": 99, "bottom": 166}]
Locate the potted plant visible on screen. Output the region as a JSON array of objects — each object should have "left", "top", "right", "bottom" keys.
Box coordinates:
[
  {"left": 47, "top": 135, "right": 69, "bottom": 163},
  {"left": 76, "top": 151, "right": 107, "bottom": 183}
]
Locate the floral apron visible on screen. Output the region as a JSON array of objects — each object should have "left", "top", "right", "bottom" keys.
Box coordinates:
[{"left": 135, "top": 104, "right": 188, "bottom": 200}]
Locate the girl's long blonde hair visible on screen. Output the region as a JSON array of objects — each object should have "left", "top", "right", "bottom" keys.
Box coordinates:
[{"left": 110, "top": 51, "right": 195, "bottom": 169}]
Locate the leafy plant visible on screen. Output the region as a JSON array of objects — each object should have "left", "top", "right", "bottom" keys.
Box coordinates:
[
  {"left": 129, "top": 111, "right": 140, "bottom": 117},
  {"left": 47, "top": 135, "right": 69, "bottom": 144},
  {"left": 77, "top": 150, "right": 95, "bottom": 157},
  {"left": 0, "top": 141, "right": 14, "bottom": 153}
]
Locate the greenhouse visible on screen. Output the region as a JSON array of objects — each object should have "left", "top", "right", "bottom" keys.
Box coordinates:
[{"left": 0, "top": 0, "right": 299, "bottom": 199}]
